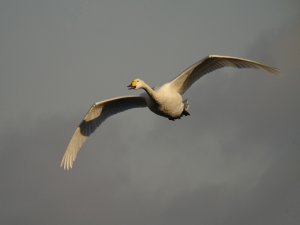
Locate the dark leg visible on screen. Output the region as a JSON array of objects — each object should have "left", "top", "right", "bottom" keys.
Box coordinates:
[
  {"left": 183, "top": 99, "right": 190, "bottom": 116},
  {"left": 182, "top": 110, "right": 190, "bottom": 116}
]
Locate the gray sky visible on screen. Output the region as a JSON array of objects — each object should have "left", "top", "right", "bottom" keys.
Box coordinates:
[{"left": 1, "top": 0, "right": 300, "bottom": 224}]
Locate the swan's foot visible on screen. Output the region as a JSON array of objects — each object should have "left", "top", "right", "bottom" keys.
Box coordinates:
[
  {"left": 182, "top": 99, "right": 190, "bottom": 117},
  {"left": 182, "top": 110, "right": 190, "bottom": 116}
]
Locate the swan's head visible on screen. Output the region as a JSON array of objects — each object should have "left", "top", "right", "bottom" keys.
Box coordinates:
[{"left": 127, "top": 79, "right": 144, "bottom": 90}]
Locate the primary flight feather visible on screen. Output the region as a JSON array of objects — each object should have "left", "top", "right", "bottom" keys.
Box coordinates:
[{"left": 61, "top": 55, "right": 279, "bottom": 170}]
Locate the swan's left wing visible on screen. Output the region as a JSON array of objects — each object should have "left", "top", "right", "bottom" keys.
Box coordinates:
[
  {"left": 61, "top": 96, "right": 146, "bottom": 170},
  {"left": 169, "top": 55, "right": 279, "bottom": 94}
]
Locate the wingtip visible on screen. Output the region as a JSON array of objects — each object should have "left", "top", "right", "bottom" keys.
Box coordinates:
[
  {"left": 209, "top": 54, "right": 280, "bottom": 75},
  {"left": 262, "top": 65, "right": 280, "bottom": 75},
  {"left": 270, "top": 67, "right": 280, "bottom": 75},
  {"left": 60, "top": 163, "right": 72, "bottom": 171},
  {"left": 60, "top": 156, "right": 73, "bottom": 171}
]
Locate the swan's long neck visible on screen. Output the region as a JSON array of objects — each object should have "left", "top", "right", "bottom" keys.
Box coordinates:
[{"left": 141, "top": 82, "right": 157, "bottom": 101}]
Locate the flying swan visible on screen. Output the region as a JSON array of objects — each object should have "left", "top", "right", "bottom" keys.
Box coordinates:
[{"left": 61, "top": 55, "right": 278, "bottom": 170}]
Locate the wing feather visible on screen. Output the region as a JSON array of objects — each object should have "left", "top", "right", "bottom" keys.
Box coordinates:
[
  {"left": 169, "top": 55, "right": 279, "bottom": 94},
  {"left": 60, "top": 96, "right": 146, "bottom": 170}
]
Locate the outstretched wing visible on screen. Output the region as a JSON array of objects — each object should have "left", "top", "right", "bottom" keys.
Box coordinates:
[
  {"left": 61, "top": 96, "right": 147, "bottom": 170},
  {"left": 169, "top": 55, "right": 279, "bottom": 94}
]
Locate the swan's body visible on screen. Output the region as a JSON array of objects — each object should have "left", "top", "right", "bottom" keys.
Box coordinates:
[
  {"left": 61, "top": 55, "right": 278, "bottom": 170},
  {"left": 140, "top": 83, "right": 186, "bottom": 119}
]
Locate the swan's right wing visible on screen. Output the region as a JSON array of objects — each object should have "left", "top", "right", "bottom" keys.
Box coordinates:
[
  {"left": 61, "top": 96, "right": 147, "bottom": 170},
  {"left": 169, "top": 55, "right": 279, "bottom": 94}
]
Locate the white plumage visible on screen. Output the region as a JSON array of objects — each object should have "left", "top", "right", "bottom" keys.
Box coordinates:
[{"left": 61, "top": 55, "right": 278, "bottom": 170}]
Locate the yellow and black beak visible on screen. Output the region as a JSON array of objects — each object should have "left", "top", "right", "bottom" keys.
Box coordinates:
[{"left": 127, "top": 80, "right": 137, "bottom": 90}]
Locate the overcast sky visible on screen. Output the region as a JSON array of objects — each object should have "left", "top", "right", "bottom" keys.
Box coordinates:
[{"left": 1, "top": 0, "right": 300, "bottom": 224}]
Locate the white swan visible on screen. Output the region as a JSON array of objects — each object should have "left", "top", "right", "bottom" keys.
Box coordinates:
[{"left": 61, "top": 55, "right": 278, "bottom": 170}]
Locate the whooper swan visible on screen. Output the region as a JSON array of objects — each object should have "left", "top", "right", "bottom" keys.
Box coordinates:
[{"left": 61, "top": 55, "right": 278, "bottom": 170}]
